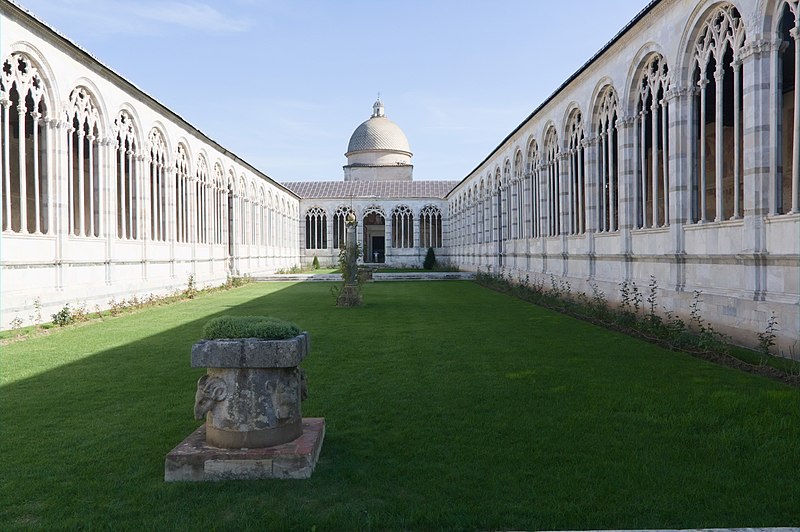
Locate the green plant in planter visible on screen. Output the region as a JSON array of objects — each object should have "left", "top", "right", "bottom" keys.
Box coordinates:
[
  {"left": 312, "top": 255, "right": 320, "bottom": 270},
  {"left": 202, "top": 316, "right": 300, "bottom": 340}
]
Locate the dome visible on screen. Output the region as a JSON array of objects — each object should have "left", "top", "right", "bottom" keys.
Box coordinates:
[{"left": 346, "top": 100, "right": 412, "bottom": 155}]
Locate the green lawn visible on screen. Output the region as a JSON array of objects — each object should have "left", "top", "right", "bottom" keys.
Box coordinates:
[{"left": 2, "top": 281, "right": 799, "bottom": 530}]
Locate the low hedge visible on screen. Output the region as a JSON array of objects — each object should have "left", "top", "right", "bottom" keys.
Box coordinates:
[{"left": 202, "top": 316, "right": 300, "bottom": 340}]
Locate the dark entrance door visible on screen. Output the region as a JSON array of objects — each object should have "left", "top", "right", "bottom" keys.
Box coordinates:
[{"left": 371, "top": 236, "right": 385, "bottom": 263}]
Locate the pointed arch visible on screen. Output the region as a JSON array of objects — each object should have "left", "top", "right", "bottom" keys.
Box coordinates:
[
  {"left": 527, "top": 138, "right": 541, "bottom": 238},
  {"left": 419, "top": 204, "right": 443, "bottom": 248},
  {"left": 148, "top": 127, "right": 168, "bottom": 241},
  {"left": 1, "top": 51, "right": 52, "bottom": 234},
  {"left": 174, "top": 142, "right": 190, "bottom": 242},
  {"left": 565, "top": 107, "right": 586, "bottom": 234},
  {"left": 543, "top": 125, "right": 560, "bottom": 236},
  {"left": 391, "top": 204, "right": 414, "bottom": 248},
  {"left": 594, "top": 85, "right": 620, "bottom": 232},
  {"left": 687, "top": 2, "right": 746, "bottom": 223},
  {"left": 772, "top": 0, "right": 800, "bottom": 214},
  {"left": 113, "top": 109, "right": 139, "bottom": 240}
]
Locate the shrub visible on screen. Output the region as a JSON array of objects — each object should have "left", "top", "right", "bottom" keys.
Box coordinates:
[
  {"left": 758, "top": 312, "right": 778, "bottom": 365},
  {"left": 202, "top": 315, "right": 300, "bottom": 340},
  {"left": 52, "top": 304, "right": 74, "bottom": 327},
  {"left": 423, "top": 247, "right": 436, "bottom": 270},
  {"left": 312, "top": 256, "right": 320, "bottom": 270},
  {"left": 184, "top": 274, "right": 198, "bottom": 299}
]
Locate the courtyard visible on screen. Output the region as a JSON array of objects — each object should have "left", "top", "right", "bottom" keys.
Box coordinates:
[{"left": 1, "top": 281, "right": 799, "bottom": 530}]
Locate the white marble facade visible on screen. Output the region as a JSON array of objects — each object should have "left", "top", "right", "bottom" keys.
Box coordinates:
[
  {"left": 445, "top": 0, "right": 799, "bottom": 351},
  {"left": 1, "top": 2, "right": 300, "bottom": 326},
  {"left": 1, "top": 0, "right": 798, "bottom": 352}
]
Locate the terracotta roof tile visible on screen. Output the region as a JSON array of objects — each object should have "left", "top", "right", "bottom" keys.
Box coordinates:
[{"left": 281, "top": 180, "right": 458, "bottom": 199}]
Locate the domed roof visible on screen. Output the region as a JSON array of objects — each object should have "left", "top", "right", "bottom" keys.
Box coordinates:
[{"left": 346, "top": 100, "right": 411, "bottom": 155}]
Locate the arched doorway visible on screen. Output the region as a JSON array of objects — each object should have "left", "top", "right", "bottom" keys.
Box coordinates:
[{"left": 363, "top": 207, "right": 386, "bottom": 263}]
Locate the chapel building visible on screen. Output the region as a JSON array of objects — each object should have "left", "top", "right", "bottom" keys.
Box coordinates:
[
  {"left": 284, "top": 98, "right": 455, "bottom": 267},
  {"left": 1, "top": 0, "right": 798, "bottom": 351}
]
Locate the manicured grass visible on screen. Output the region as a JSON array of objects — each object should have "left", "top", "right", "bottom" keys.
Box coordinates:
[{"left": 1, "top": 281, "right": 799, "bottom": 530}]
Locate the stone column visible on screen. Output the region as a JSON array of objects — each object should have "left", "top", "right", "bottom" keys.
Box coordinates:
[
  {"left": 54, "top": 118, "right": 69, "bottom": 291},
  {"left": 740, "top": 36, "right": 778, "bottom": 300},
  {"left": 614, "top": 117, "right": 635, "bottom": 279}
]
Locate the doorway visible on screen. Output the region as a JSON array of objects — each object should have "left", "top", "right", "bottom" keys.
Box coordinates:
[{"left": 363, "top": 211, "right": 386, "bottom": 263}]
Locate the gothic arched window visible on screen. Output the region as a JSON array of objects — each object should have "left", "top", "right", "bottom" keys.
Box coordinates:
[
  {"left": 691, "top": 4, "right": 746, "bottom": 223},
  {"left": 175, "top": 144, "right": 190, "bottom": 243},
  {"left": 196, "top": 155, "right": 209, "bottom": 244},
  {"left": 527, "top": 139, "right": 541, "bottom": 238},
  {"left": 513, "top": 150, "right": 524, "bottom": 239},
  {"left": 419, "top": 204, "right": 442, "bottom": 248},
  {"left": 566, "top": 109, "right": 586, "bottom": 235},
  {"left": 114, "top": 111, "right": 138, "bottom": 240},
  {"left": 543, "top": 127, "right": 560, "bottom": 236},
  {"left": 213, "top": 162, "right": 225, "bottom": 244},
  {"left": 333, "top": 205, "right": 354, "bottom": 249},
  {"left": 148, "top": 129, "right": 168, "bottom": 242},
  {"left": 776, "top": 1, "right": 800, "bottom": 214},
  {"left": 305, "top": 206, "right": 327, "bottom": 249},
  {"left": 1, "top": 52, "right": 50, "bottom": 235},
  {"left": 392, "top": 204, "right": 414, "bottom": 248},
  {"left": 67, "top": 87, "right": 102, "bottom": 238},
  {"left": 596, "top": 87, "right": 619, "bottom": 232},
  {"left": 636, "top": 54, "right": 670, "bottom": 228}
]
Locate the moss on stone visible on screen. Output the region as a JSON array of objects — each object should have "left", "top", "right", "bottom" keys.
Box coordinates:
[{"left": 202, "top": 316, "right": 300, "bottom": 340}]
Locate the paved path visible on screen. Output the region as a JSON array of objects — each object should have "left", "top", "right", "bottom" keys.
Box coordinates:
[
  {"left": 540, "top": 529, "right": 798, "bottom": 532},
  {"left": 254, "top": 272, "right": 475, "bottom": 282}
]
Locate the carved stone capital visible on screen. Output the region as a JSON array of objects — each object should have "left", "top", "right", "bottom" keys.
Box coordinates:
[
  {"left": 615, "top": 115, "right": 636, "bottom": 128},
  {"left": 739, "top": 36, "right": 782, "bottom": 61}
]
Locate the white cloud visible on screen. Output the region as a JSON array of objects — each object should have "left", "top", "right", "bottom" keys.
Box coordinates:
[
  {"left": 130, "top": 2, "right": 251, "bottom": 33},
  {"left": 20, "top": 0, "right": 251, "bottom": 35}
]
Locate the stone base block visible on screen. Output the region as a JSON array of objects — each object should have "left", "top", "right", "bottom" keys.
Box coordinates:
[{"left": 165, "top": 418, "right": 325, "bottom": 481}]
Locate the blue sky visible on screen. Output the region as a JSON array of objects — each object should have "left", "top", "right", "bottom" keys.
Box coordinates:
[{"left": 16, "top": 0, "right": 651, "bottom": 182}]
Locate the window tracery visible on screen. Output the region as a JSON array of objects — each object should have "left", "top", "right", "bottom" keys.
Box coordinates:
[
  {"left": 501, "top": 162, "right": 510, "bottom": 243},
  {"left": 258, "top": 187, "right": 266, "bottom": 246},
  {"left": 175, "top": 144, "right": 190, "bottom": 243},
  {"left": 305, "top": 206, "right": 327, "bottom": 250},
  {"left": 391, "top": 204, "right": 414, "bottom": 248},
  {"left": 195, "top": 155, "right": 209, "bottom": 244},
  {"left": 691, "top": 3, "right": 745, "bottom": 223},
  {"left": 479, "top": 180, "right": 486, "bottom": 243},
  {"left": 527, "top": 139, "right": 541, "bottom": 238},
  {"left": 777, "top": 0, "right": 800, "bottom": 214},
  {"left": 148, "top": 128, "right": 168, "bottom": 241},
  {"left": 596, "top": 87, "right": 618, "bottom": 232},
  {"left": 114, "top": 111, "right": 138, "bottom": 240},
  {"left": 419, "top": 204, "right": 442, "bottom": 248},
  {"left": 543, "top": 127, "right": 560, "bottom": 236},
  {"left": 1, "top": 52, "right": 50, "bottom": 235},
  {"left": 635, "top": 54, "right": 671, "bottom": 228},
  {"left": 67, "top": 87, "right": 101, "bottom": 238},
  {"left": 213, "top": 162, "right": 224, "bottom": 244},
  {"left": 566, "top": 109, "right": 586, "bottom": 235},
  {"left": 492, "top": 169, "right": 500, "bottom": 247},
  {"left": 333, "top": 205, "right": 354, "bottom": 249},
  {"left": 513, "top": 150, "right": 524, "bottom": 239},
  {"left": 249, "top": 183, "right": 257, "bottom": 246}
]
